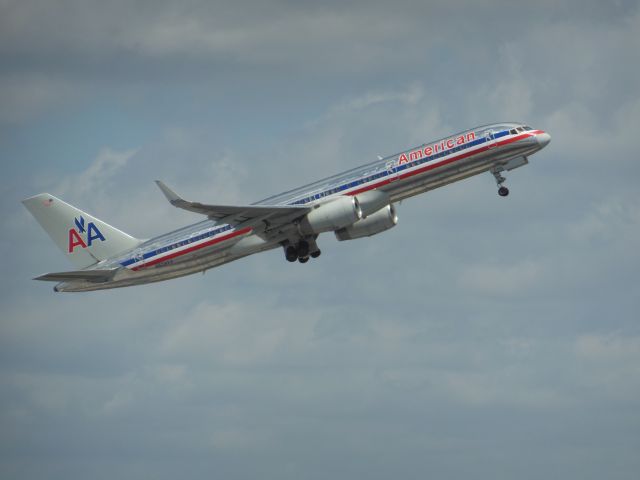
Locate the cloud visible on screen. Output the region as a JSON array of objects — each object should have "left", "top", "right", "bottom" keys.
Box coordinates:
[
  {"left": 55, "top": 147, "right": 138, "bottom": 199},
  {"left": 575, "top": 333, "right": 640, "bottom": 363},
  {"left": 3, "top": 1, "right": 640, "bottom": 479},
  {"left": 568, "top": 194, "right": 640, "bottom": 244},
  {"left": 0, "top": 74, "right": 81, "bottom": 125},
  {"left": 485, "top": 43, "right": 533, "bottom": 121},
  {"left": 440, "top": 370, "right": 566, "bottom": 409},
  {"left": 159, "top": 301, "right": 318, "bottom": 366},
  {"left": 458, "top": 260, "right": 544, "bottom": 296},
  {"left": 326, "top": 84, "right": 425, "bottom": 117},
  {"left": 572, "top": 333, "right": 640, "bottom": 402}
]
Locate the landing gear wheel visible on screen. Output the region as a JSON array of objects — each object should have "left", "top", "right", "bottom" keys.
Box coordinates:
[
  {"left": 298, "top": 256, "right": 309, "bottom": 264},
  {"left": 297, "top": 240, "right": 310, "bottom": 258},
  {"left": 285, "top": 245, "right": 298, "bottom": 262},
  {"left": 498, "top": 186, "right": 510, "bottom": 197},
  {"left": 310, "top": 249, "right": 321, "bottom": 259},
  {"left": 492, "top": 169, "right": 509, "bottom": 197}
]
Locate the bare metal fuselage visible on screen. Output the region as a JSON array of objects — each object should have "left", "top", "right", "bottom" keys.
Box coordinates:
[{"left": 53, "top": 123, "right": 550, "bottom": 291}]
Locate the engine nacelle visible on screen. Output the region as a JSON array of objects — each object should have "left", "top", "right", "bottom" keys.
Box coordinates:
[
  {"left": 299, "top": 196, "right": 363, "bottom": 235},
  {"left": 335, "top": 204, "right": 398, "bottom": 241},
  {"left": 355, "top": 189, "right": 391, "bottom": 218}
]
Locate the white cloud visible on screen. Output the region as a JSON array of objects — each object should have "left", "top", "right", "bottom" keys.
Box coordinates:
[
  {"left": 567, "top": 194, "right": 640, "bottom": 248},
  {"left": 441, "top": 370, "right": 567, "bottom": 408},
  {"left": 572, "top": 333, "right": 640, "bottom": 401},
  {"left": 0, "top": 74, "right": 82, "bottom": 125},
  {"left": 56, "top": 147, "right": 138, "bottom": 199},
  {"left": 327, "top": 84, "right": 425, "bottom": 117},
  {"left": 458, "top": 259, "right": 544, "bottom": 296},
  {"left": 102, "top": 389, "right": 134, "bottom": 414},
  {"left": 575, "top": 333, "right": 640, "bottom": 363},
  {"left": 159, "top": 301, "right": 319, "bottom": 366},
  {"left": 209, "top": 427, "right": 270, "bottom": 450},
  {"left": 485, "top": 43, "right": 533, "bottom": 121}
]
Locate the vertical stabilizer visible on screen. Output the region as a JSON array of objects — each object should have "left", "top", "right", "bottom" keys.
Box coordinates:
[{"left": 22, "top": 193, "right": 141, "bottom": 269}]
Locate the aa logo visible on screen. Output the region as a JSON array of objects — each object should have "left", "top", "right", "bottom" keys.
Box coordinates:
[{"left": 68, "top": 216, "right": 106, "bottom": 253}]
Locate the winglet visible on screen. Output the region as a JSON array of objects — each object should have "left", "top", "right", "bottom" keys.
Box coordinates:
[
  {"left": 153, "top": 180, "right": 309, "bottom": 224},
  {"left": 155, "top": 180, "right": 182, "bottom": 205}
]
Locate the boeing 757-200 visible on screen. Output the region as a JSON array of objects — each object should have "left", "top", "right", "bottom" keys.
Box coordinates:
[{"left": 23, "top": 123, "right": 550, "bottom": 292}]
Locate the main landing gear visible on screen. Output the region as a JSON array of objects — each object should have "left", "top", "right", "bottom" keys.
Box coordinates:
[
  {"left": 284, "top": 238, "right": 321, "bottom": 264},
  {"left": 492, "top": 169, "right": 510, "bottom": 197}
]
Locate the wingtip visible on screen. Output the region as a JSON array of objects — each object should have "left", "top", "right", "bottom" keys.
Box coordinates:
[{"left": 155, "top": 180, "right": 181, "bottom": 203}]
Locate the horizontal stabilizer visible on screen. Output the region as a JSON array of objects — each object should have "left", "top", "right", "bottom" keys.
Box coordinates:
[
  {"left": 34, "top": 269, "right": 118, "bottom": 283},
  {"left": 155, "top": 180, "right": 309, "bottom": 225}
]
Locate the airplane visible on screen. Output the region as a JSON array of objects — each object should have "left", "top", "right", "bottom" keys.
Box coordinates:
[{"left": 23, "top": 122, "right": 550, "bottom": 292}]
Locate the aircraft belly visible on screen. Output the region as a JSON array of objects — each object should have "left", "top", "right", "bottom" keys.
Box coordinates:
[{"left": 55, "top": 234, "right": 280, "bottom": 292}]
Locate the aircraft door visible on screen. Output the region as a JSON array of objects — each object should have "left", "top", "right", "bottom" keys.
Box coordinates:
[
  {"left": 385, "top": 159, "right": 399, "bottom": 183},
  {"left": 133, "top": 248, "right": 144, "bottom": 266},
  {"left": 484, "top": 130, "right": 497, "bottom": 149}
]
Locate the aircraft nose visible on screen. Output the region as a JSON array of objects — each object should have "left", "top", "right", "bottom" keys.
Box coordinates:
[{"left": 536, "top": 131, "right": 551, "bottom": 149}]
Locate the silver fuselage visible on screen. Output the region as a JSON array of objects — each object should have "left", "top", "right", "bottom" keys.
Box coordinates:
[{"left": 57, "top": 123, "right": 550, "bottom": 291}]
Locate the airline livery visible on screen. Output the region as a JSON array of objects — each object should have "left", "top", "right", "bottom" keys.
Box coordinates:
[{"left": 23, "top": 123, "right": 550, "bottom": 292}]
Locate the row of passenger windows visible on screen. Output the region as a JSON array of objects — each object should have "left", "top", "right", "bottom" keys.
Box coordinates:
[
  {"left": 135, "top": 129, "right": 513, "bottom": 260},
  {"left": 154, "top": 224, "right": 233, "bottom": 255},
  {"left": 131, "top": 128, "right": 519, "bottom": 262},
  {"left": 291, "top": 134, "right": 490, "bottom": 205}
]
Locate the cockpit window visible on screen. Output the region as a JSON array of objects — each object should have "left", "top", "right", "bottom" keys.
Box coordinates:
[
  {"left": 510, "top": 129, "right": 517, "bottom": 135},
  {"left": 523, "top": 126, "right": 533, "bottom": 131}
]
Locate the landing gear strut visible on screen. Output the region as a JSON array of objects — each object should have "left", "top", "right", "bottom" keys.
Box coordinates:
[
  {"left": 283, "top": 238, "right": 321, "bottom": 264},
  {"left": 492, "top": 169, "right": 509, "bottom": 197}
]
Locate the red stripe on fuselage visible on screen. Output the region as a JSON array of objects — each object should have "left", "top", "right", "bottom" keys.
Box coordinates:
[
  {"left": 131, "top": 131, "right": 537, "bottom": 271},
  {"left": 348, "top": 132, "right": 533, "bottom": 196},
  {"left": 131, "top": 226, "right": 253, "bottom": 271}
]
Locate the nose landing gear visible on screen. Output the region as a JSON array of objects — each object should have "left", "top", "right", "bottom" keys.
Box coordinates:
[{"left": 492, "top": 169, "right": 510, "bottom": 197}]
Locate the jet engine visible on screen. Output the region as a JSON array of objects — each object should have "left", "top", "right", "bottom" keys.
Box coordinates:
[
  {"left": 354, "top": 189, "right": 391, "bottom": 218},
  {"left": 335, "top": 204, "right": 398, "bottom": 241},
  {"left": 299, "top": 196, "right": 363, "bottom": 235}
]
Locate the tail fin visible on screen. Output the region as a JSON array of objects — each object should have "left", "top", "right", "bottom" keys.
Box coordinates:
[{"left": 22, "top": 193, "right": 142, "bottom": 269}]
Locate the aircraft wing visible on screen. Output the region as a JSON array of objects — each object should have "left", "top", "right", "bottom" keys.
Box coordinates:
[
  {"left": 155, "top": 181, "right": 310, "bottom": 226},
  {"left": 34, "top": 269, "right": 118, "bottom": 283}
]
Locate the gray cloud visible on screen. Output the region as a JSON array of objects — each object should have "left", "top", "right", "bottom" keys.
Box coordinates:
[{"left": 1, "top": 1, "right": 640, "bottom": 479}]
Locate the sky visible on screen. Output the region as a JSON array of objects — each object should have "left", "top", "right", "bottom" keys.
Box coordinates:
[{"left": 1, "top": 0, "right": 640, "bottom": 478}]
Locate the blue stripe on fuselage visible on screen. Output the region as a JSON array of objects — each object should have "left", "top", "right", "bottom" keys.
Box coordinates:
[{"left": 121, "top": 129, "right": 515, "bottom": 268}]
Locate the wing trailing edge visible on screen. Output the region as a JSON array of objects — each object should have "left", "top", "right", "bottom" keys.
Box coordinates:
[{"left": 154, "top": 180, "right": 310, "bottom": 226}]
